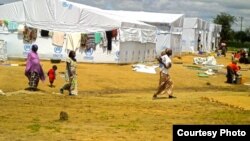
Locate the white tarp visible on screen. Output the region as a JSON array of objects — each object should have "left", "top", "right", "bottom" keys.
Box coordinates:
[
  {"left": 193, "top": 56, "right": 217, "bottom": 65},
  {"left": 0, "top": 0, "right": 156, "bottom": 43},
  {"left": 23, "top": 0, "right": 156, "bottom": 38},
  {"left": 132, "top": 64, "right": 158, "bottom": 74},
  {"left": 0, "top": 1, "right": 25, "bottom": 23},
  {"left": 106, "top": 10, "right": 184, "bottom": 27},
  {"left": 23, "top": 0, "right": 120, "bottom": 32}
]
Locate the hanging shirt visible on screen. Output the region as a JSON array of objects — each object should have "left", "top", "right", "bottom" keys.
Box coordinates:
[
  {"left": 80, "top": 34, "right": 88, "bottom": 48},
  {"left": 66, "top": 33, "right": 81, "bottom": 51},
  {"left": 23, "top": 26, "right": 37, "bottom": 43},
  {"left": 106, "top": 31, "right": 112, "bottom": 51},
  {"left": 52, "top": 31, "right": 65, "bottom": 47},
  {"left": 41, "top": 30, "right": 49, "bottom": 37},
  {"left": 86, "top": 33, "right": 96, "bottom": 50},
  {"left": 7, "top": 21, "right": 18, "bottom": 32},
  {"left": 94, "top": 32, "right": 102, "bottom": 44}
]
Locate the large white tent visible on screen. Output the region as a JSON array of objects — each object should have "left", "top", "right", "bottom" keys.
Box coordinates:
[
  {"left": 182, "top": 17, "right": 222, "bottom": 53},
  {"left": 207, "top": 23, "right": 222, "bottom": 52},
  {"left": 0, "top": 0, "right": 156, "bottom": 64},
  {"left": 106, "top": 10, "right": 184, "bottom": 56},
  {"left": 0, "top": 1, "right": 25, "bottom": 23},
  {"left": 182, "top": 17, "right": 207, "bottom": 53}
]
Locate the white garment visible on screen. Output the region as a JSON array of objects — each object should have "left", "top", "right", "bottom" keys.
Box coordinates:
[
  {"left": 66, "top": 33, "right": 81, "bottom": 51},
  {"left": 52, "top": 32, "right": 65, "bottom": 47},
  {"left": 100, "top": 31, "right": 107, "bottom": 47},
  {"left": 161, "top": 54, "right": 171, "bottom": 74}
]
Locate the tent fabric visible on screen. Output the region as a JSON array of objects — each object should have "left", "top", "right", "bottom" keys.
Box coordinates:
[
  {"left": 0, "top": 0, "right": 157, "bottom": 64},
  {"left": 106, "top": 10, "right": 184, "bottom": 28},
  {"left": 183, "top": 18, "right": 203, "bottom": 29},
  {"left": 22, "top": 0, "right": 156, "bottom": 37},
  {"left": 105, "top": 10, "right": 183, "bottom": 56},
  {"left": 0, "top": 0, "right": 156, "bottom": 44},
  {"left": 182, "top": 17, "right": 218, "bottom": 53},
  {"left": 0, "top": 1, "right": 25, "bottom": 23},
  {"left": 22, "top": 0, "right": 121, "bottom": 32}
]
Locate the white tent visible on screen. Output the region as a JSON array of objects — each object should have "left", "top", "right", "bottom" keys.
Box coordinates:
[
  {"left": 182, "top": 17, "right": 207, "bottom": 53},
  {"left": 0, "top": 0, "right": 157, "bottom": 64},
  {"left": 207, "top": 23, "right": 222, "bottom": 52},
  {"left": 200, "top": 20, "right": 210, "bottom": 52},
  {"left": 0, "top": 1, "right": 25, "bottom": 23},
  {"left": 182, "top": 17, "right": 221, "bottom": 53},
  {"left": 106, "top": 10, "right": 184, "bottom": 56}
]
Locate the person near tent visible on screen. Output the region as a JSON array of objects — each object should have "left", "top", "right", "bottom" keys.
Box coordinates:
[
  {"left": 47, "top": 65, "right": 57, "bottom": 87},
  {"left": 60, "top": 51, "right": 78, "bottom": 96},
  {"left": 153, "top": 49, "right": 175, "bottom": 99},
  {"left": 220, "top": 41, "right": 227, "bottom": 57},
  {"left": 25, "top": 44, "right": 45, "bottom": 91},
  {"left": 198, "top": 44, "right": 203, "bottom": 54},
  {"left": 226, "top": 60, "right": 241, "bottom": 84},
  {"left": 155, "top": 51, "right": 167, "bottom": 82}
]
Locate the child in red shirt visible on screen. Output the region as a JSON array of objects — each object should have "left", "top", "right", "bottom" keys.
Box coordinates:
[
  {"left": 47, "top": 65, "right": 57, "bottom": 87},
  {"left": 226, "top": 61, "right": 240, "bottom": 83}
]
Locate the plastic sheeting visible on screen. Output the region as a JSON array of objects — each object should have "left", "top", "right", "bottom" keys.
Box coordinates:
[
  {"left": 0, "top": 0, "right": 156, "bottom": 44},
  {"left": 106, "top": 10, "right": 184, "bottom": 27},
  {"left": 0, "top": 1, "right": 25, "bottom": 23},
  {"left": 22, "top": 0, "right": 157, "bottom": 40}
]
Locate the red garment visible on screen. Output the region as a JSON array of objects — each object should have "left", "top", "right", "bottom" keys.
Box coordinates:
[
  {"left": 228, "top": 63, "right": 240, "bottom": 73},
  {"left": 112, "top": 29, "right": 118, "bottom": 38},
  {"left": 47, "top": 68, "right": 56, "bottom": 82},
  {"left": 234, "top": 53, "right": 241, "bottom": 59}
]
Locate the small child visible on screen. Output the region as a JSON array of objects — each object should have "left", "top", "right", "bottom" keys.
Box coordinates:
[
  {"left": 47, "top": 65, "right": 57, "bottom": 87},
  {"left": 156, "top": 51, "right": 166, "bottom": 69}
]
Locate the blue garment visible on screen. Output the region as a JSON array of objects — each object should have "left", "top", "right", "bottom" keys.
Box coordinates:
[{"left": 8, "top": 21, "right": 18, "bottom": 32}]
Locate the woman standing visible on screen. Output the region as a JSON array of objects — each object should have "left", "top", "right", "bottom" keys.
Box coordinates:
[
  {"left": 60, "top": 51, "right": 78, "bottom": 96},
  {"left": 25, "top": 44, "right": 45, "bottom": 91}
]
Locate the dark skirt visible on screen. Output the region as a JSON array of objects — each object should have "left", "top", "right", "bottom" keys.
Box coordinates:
[
  {"left": 226, "top": 66, "right": 235, "bottom": 83},
  {"left": 28, "top": 71, "right": 40, "bottom": 88}
]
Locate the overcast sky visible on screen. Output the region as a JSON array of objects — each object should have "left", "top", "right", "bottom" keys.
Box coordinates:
[{"left": 1, "top": 0, "right": 249, "bottom": 31}]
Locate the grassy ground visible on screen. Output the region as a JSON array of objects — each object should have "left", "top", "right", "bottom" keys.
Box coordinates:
[{"left": 0, "top": 53, "right": 250, "bottom": 141}]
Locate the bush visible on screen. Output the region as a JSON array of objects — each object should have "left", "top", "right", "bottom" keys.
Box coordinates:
[{"left": 227, "top": 41, "right": 250, "bottom": 53}]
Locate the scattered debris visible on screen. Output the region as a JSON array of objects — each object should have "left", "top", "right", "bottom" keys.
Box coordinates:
[
  {"left": 60, "top": 111, "right": 69, "bottom": 121},
  {"left": 132, "top": 64, "right": 158, "bottom": 74},
  {"left": 0, "top": 90, "right": 5, "bottom": 96}
]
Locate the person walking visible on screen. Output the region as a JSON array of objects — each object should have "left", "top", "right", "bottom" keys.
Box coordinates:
[
  {"left": 25, "top": 44, "right": 45, "bottom": 91},
  {"left": 153, "top": 49, "right": 175, "bottom": 99},
  {"left": 60, "top": 50, "right": 78, "bottom": 96},
  {"left": 47, "top": 65, "right": 57, "bottom": 87}
]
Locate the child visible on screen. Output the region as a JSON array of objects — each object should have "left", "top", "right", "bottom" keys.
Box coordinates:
[
  {"left": 47, "top": 65, "right": 57, "bottom": 87},
  {"left": 156, "top": 51, "right": 166, "bottom": 69}
]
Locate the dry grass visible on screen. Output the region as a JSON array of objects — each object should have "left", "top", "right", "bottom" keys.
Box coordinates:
[{"left": 0, "top": 53, "right": 250, "bottom": 141}]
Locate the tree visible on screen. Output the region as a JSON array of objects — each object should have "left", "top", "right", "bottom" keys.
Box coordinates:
[
  {"left": 213, "top": 12, "right": 236, "bottom": 41},
  {"left": 235, "top": 31, "right": 247, "bottom": 43}
]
